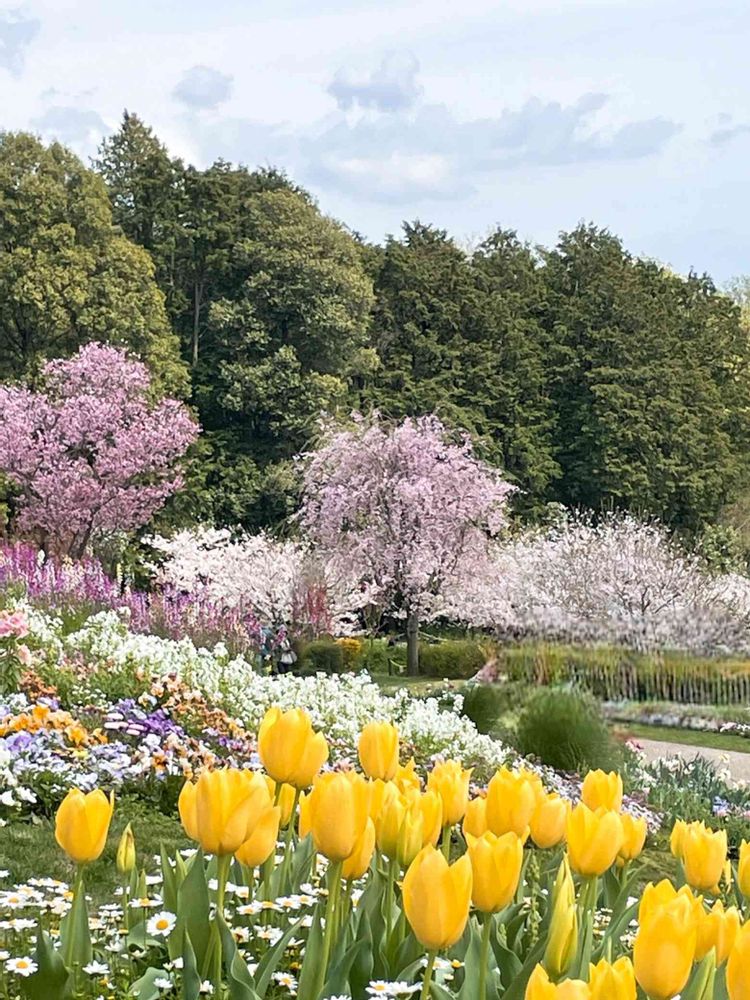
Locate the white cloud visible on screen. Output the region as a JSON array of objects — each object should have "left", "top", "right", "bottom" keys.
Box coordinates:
[{"left": 172, "top": 65, "right": 233, "bottom": 111}]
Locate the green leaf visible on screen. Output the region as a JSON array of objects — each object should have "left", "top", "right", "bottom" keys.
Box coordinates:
[
  {"left": 216, "top": 912, "right": 260, "bottom": 1000},
  {"left": 181, "top": 930, "right": 203, "bottom": 1000},
  {"left": 58, "top": 878, "right": 92, "bottom": 971},
  {"left": 22, "top": 927, "right": 70, "bottom": 1000},
  {"left": 322, "top": 938, "right": 369, "bottom": 998},
  {"left": 175, "top": 849, "right": 211, "bottom": 971},
  {"left": 252, "top": 915, "right": 305, "bottom": 997},
  {"left": 127, "top": 967, "right": 170, "bottom": 1000},
  {"left": 296, "top": 901, "right": 325, "bottom": 1000},
  {"left": 160, "top": 844, "right": 178, "bottom": 914}
]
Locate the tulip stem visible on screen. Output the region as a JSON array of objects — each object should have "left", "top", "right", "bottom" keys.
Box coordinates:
[
  {"left": 216, "top": 854, "right": 231, "bottom": 917},
  {"left": 421, "top": 950, "right": 437, "bottom": 1000},
  {"left": 479, "top": 914, "right": 492, "bottom": 1000},
  {"left": 441, "top": 824, "right": 452, "bottom": 860},
  {"left": 63, "top": 865, "right": 85, "bottom": 970},
  {"left": 385, "top": 858, "right": 397, "bottom": 943},
  {"left": 319, "top": 860, "right": 343, "bottom": 992},
  {"left": 279, "top": 787, "right": 301, "bottom": 892}
]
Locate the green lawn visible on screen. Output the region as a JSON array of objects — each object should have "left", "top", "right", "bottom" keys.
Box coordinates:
[{"left": 614, "top": 721, "right": 750, "bottom": 754}]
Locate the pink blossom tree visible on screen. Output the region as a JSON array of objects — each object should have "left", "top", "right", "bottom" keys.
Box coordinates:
[
  {"left": 299, "top": 413, "right": 514, "bottom": 674},
  {"left": 0, "top": 342, "right": 199, "bottom": 557}
]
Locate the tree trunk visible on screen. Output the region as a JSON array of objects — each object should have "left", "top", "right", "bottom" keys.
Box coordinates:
[{"left": 406, "top": 613, "right": 420, "bottom": 676}]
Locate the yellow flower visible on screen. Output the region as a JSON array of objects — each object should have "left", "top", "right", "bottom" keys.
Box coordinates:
[
  {"left": 681, "top": 821, "right": 728, "bottom": 893},
  {"left": 588, "top": 957, "right": 636, "bottom": 1000},
  {"left": 234, "top": 804, "right": 281, "bottom": 868},
  {"left": 486, "top": 767, "right": 536, "bottom": 839},
  {"left": 393, "top": 757, "right": 421, "bottom": 794},
  {"left": 544, "top": 858, "right": 578, "bottom": 979},
  {"left": 367, "top": 778, "right": 393, "bottom": 821},
  {"left": 264, "top": 777, "right": 297, "bottom": 827},
  {"left": 617, "top": 814, "right": 647, "bottom": 863},
  {"left": 426, "top": 760, "right": 471, "bottom": 825},
  {"left": 581, "top": 770, "right": 623, "bottom": 812},
  {"left": 525, "top": 965, "right": 589, "bottom": 999},
  {"left": 739, "top": 840, "right": 750, "bottom": 898},
  {"left": 341, "top": 818, "right": 376, "bottom": 880},
  {"left": 178, "top": 768, "right": 270, "bottom": 856},
  {"left": 417, "top": 790, "right": 444, "bottom": 847},
  {"left": 258, "top": 707, "right": 328, "bottom": 789},
  {"left": 530, "top": 793, "right": 569, "bottom": 850},
  {"left": 402, "top": 845, "right": 472, "bottom": 951},
  {"left": 358, "top": 722, "right": 399, "bottom": 781},
  {"left": 670, "top": 818, "right": 688, "bottom": 859},
  {"left": 307, "top": 771, "right": 371, "bottom": 862},
  {"left": 463, "top": 796, "right": 488, "bottom": 839},
  {"left": 116, "top": 822, "right": 136, "bottom": 874},
  {"left": 638, "top": 879, "right": 703, "bottom": 929},
  {"left": 466, "top": 830, "right": 523, "bottom": 913},
  {"left": 566, "top": 804, "right": 623, "bottom": 877},
  {"left": 696, "top": 899, "right": 741, "bottom": 966},
  {"left": 55, "top": 788, "right": 114, "bottom": 864},
  {"left": 727, "top": 921, "right": 750, "bottom": 1000},
  {"left": 376, "top": 787, "right": 440, "bottom": 866},
  {"left": 376, "top": 786, "right": 409, "bottom": 860},
  {"left": 633, "top": 893, "right": 698, "bottom": 1000}
]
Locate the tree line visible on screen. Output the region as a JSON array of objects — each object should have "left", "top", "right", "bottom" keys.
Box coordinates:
[{"left": 2, "top": 112, "right": 749, "bottom": 539}]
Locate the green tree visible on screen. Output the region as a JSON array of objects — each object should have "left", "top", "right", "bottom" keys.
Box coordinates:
[{"left": 0, "top": 131, "right": 186, "bottom": 393}]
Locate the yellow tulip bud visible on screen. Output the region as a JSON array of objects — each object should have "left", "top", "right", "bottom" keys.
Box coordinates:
[
  {"left": 341, "top": 817, "right": 376, "bottom": 880},
  {"left": 544, "top": 858, "right": 578, "bottom": 979},
  {"left": 258, "top": 707, "right": 329, "bottom": 789},
  {"left": 588, "top": 957, "right": 636, "bottom": 1000},
  {"left": 634, "top": 894, "right": 698, "bottom": 1000},
  {"left": 178, "top": 768, "right": 271, "bottom": 856},
  {"left": 466, "top": 830, "right": 523, "bottom": 913},
  {"left": 530, "top": 793, "right": 569, "bottom": 850},
  {"left": 617, "top": 813, "right": 647, "bottom": 863},
  {"left": 696, "top": 899, "right": 741, "bottom": 966},
  {"left": 116, "top": 822, "right": 136, "bottom": 874},
  {"left": 463, "top": 796, "right": 488, "bottom": 839},
  {"left": 264, "top": 777, "right": 297, "bottom": 827},
  {"left": 393, "top": 757, "right": 421, "bottom": 794},
  {"left": 55, "top": 788, "right": 114, "bottom": 864},
  {"left": 426, "top": 760, "right": 471, "bottom": 825},
  {"left": 358, "top": 722, "right": 399, "bottom": 781},
  {"left": 417, "top": 789, "right": 444, "bottom": 847},
  {"left": 486, "top": 767, "right": 536, "bottom": 839},
  {"left": 525, "top": 964, "right": 589, "bottom": 999},
  {"left": 234, "top": 805, "right": 281, "bottom": 868},
  {"left": 727, "top": 921, "right": 750, "bottom": 1000},
  {"left": 739, "top": 840, "right": 750, "bottom": 898},
  {"left": 581, "top": 770, "right": 623, "bottom": 812},
  {"left": 402, "top": 845, "right": 472, "bottom": 951},
  {"left": 681, "top": 821, "right": 728, "bottom": 893},
  {"left": 376, "top": 786, "right": 409, "bottom": 860},
  {"left": 566, "top": 804, "right": 623, "bottom": 877},
  {"left": 307, "top": 771, "right": 371, "bottom": 862}
]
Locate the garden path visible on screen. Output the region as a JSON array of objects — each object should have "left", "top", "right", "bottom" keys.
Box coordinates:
[{"left": 635, "top": 738, "right": 750, "bottom": 783}]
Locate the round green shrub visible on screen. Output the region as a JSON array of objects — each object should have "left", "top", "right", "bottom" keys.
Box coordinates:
[
  {"left": 461, "top": 681, "right": 529, "bottom": 735},
  {"left": 419, "top": 640, "right": 486, "bottom": 679},
  {"left": 515, "top": 687, "right": 622, "bottom": 773},
  {"left": 298, "top": 638, "right": 344, "bottom": 675}
]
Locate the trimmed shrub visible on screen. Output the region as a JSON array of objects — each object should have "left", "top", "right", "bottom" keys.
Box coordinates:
[
  {"left": 335, "top": 637, "right": 364, "bottom": 671},
  {"left": 298, "top": 639, "right": 344, "bottom": 675},
  {"left": 419, "top": 640, "right": 486, "bottom": 679},
  {"left": 515, "top": 687, "right": 622, "bottom": 772}
]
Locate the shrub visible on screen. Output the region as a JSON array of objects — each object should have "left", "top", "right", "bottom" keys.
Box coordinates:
[
  {"left": 515, "top": 687, "right": 623, "bottom": 773},
  {"left": 298, "top": 638, "right": 344, "bottom": 674},
  {"left": 461, "top": 681, "right": 529, "bottom": 735},
  {"left": 419, "top": 640, "right": 486, "bottom": 679},
  {"left": 335, "top": 636, "right": 364, "bottom": 671}
]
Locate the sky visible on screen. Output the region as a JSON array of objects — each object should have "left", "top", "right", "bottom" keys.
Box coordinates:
[{"left": 1, "top": 0, "right": 749, "bottom": 281}]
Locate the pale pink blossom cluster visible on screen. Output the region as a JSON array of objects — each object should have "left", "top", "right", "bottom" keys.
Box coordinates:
[
  {"left": 0, "top": 342, "right": 199, "bottom": 558},
  {"left": 0, "top": 610, "right": 29, "bottom": 639}
]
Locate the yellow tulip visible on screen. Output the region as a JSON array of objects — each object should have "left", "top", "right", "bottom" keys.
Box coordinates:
[
  {"left": 566, "top": 804, "right": 623, "bottom": 877},
  {"left": 581, "top": 770, "right": 623, "bottom": 812},
  {"left": 376, "top": 787, "right": 439, "bottom": 867},
  {"left": 55, "top": 788, "right": 114, "bottom": 864},
  {"left": 525, "top": 965, "right": 589, "bottom": 999},
  {"left": 617, "top": 814, "right": 647, "bottom": 863},
  {"left": 367, "top": 778, "right": 393, "bottom": 820},
  {"left": 179, "top": 769, "right": 272, "bottom": 856},
  {"left": 466, "top": 831, "right": 523, "bottom": 913},
  {"left": 486, "top": 767, "right": 536, "bottom": 838},
  {"left": 418, "top": 789, "right": 444, "bottom": 847},
  {"left": 739, "top": 840, "right": 750, "bottom": 898},
  {"left": 426, "top": 760, "right": 471, "bottom": 825},
  {"left": 116, "top": 822, "right": 136, "bottom": 874},
  {"left": 696, "top": 899, "right": 741, "bottom": 965},
  {"left": 681, "top": 821, "right": 728, "bottom": 893},
  {"left": 394, "top": 757, "right": 421, "bottom": 794},
  {"left": 588, "top": 957, "right": 636, "bottom": 1000},
  {"left": 638, "top": 879, "right": 703, "bottom": 929},
  {"left": 670, "top": 818, "right": 688, "bottom": 859},
  {"left": 358, "top": 722, "right": 399, "bottom": 781},
  {"left": 307, "top": 771, "right": 370, "bottom": 862},
  {"left": 544, "top": 858, "right": 578, "bottom": 979},
  {"left": 727, "top": 921, "right": 750, "bottom": 1000},
  {"left": 235, "top": 804, "right": 281, "bottom": 868},
  {"left": 264, "top": 777, "right": 297, "bottom": 827},
  {"left": 341, "top": 818, "right": 376, "bottom": 880},
  {"left": 530, "top": 793, "right": 569, "bottom": 849},
  {"left": 402, "top": 845, "right": 472, "bottom": 951},
  {"left": 258, "top": 707, "right": 329, "bottom": 789},
  {"left": 298, "top": 791, "right": 311, "bottom": 839},
  {"left": 376, "top": 786, "right": 409, "bottom": 860},
  {"left": 463, "top": 796, "right": 488, "bottom": 839},
  {"left": 633, "top": 894, "right": 698, "bottom": 1000}
]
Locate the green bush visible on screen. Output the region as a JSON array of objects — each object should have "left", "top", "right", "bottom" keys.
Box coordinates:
[
  {"left": 461, "top": 681, "right": 529, "bottom": 735},
  {"left": 515, "top": 687, "right": 622, "bottom": 773},
  {"left": 298, "top": 639, "right": 344, "bottom": 674},
  {"left": 419, "top": 640, "right": 486, "bottom": 679}
]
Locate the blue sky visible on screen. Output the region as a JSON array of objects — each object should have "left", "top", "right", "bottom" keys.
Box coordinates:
[{"left": 1, "top": 0, "right": 749, "bottom": 281}]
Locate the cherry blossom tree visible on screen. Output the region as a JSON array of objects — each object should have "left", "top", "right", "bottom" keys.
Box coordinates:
[
  {"left": 0, "top": 342, "right": 199, "bottom": 557},
  {"left": 299, "top": 414, "right": 515, "bottom": 674}
]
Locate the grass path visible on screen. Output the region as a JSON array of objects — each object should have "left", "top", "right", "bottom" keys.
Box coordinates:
[{"left": 615, "top": 722, "right": 750, "bottom": 754}]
